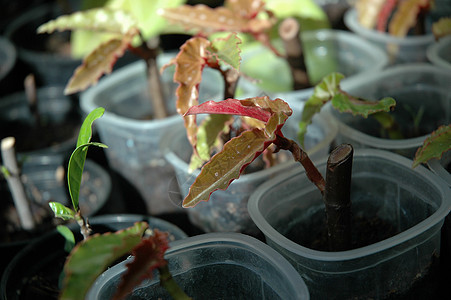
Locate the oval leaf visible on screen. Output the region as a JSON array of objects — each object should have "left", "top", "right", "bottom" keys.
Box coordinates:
[
  {"left": 57, "top": 225, "right": 76, "bottom": 253},
  {"left": 65, "top": 34, "right": 136, "bottom": 95},
  {"left": 60, "top": 222, "right": 148, "bottom": 300},
  {"left": 49, "top": 202, "right": 76, "bottom": 220},
  {"left": 37, "top": 8, "right": 138, "bottom": 35},
  {"left": 413, "top": 124, "right": 451, "bottom": 168}
]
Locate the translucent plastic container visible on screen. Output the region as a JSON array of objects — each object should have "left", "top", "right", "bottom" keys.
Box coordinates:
[
  {"left": 326, "top": 64, "right": 451, "bottom": 159},
  {"left": 344, "top": 9, "right": 434, "bottom": 64},
  {"left": 87, "top": 233, "right": 310, "bottom": 300},
  {"left": 80, "top": 55, "right": 224, "bottom": 215},
  {"left": 161, "top": 110, "right": 337, "bottom": 234},
  {"left": 248, "top": 149, "right": 451, "bottom": 299},
  {"left": 0, "top": 36, "right": 16, "bottom": 94},
  {"left": 238, "top": 29, "right": 389, "bottom": 104},
  {"left": 427, "top": 35, "right": 451, "bottom": 71}
]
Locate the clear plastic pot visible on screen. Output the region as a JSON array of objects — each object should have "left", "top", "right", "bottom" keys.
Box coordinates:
[
  {"left": 161, "top": 109, "right": 336, "bottom": 234},
  {"left": 325, "top": 63, "right": 451, "bottom": 159},
  {"left": 87, "top": 233, "right": 310, "bottom": 300},
  {"left": 344, "top": 8, "right": 435, "bottom": 65},
  {"left": 80, "top": 56, "right": 224, "bottom": 215},
  {"left": 248, "top": 149, "right": 451, "bottom": 299},
  {"left": 427, "top": 35, "right": 451, "bottom": 71}
]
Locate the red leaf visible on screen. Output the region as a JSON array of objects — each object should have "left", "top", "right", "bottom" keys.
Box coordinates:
[
  {"left": 377, "top": 0, "right": 398, "bottom": 32},
  {"left": 113, "top": 230, "right": 170, "bottom": 300},
  {"left": 185, "top": 98, "right": 272, "bottom": 122}
]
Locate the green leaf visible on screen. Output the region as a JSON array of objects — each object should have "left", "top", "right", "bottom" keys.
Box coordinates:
[
  {"left": 1, "top": 165, "right": 10, "bottom": 178},
  {"left": 77, "top": 107, "right": 105, "bottom": 147},
  {"left": 109, "top": 0, "right": 185, "bottom": 40},
  {"left": 56, "top": 225, "right": 76, "bottom": 253},
  {"left": 209, "top": 33, "right": 242, "bottom": 70},
  {"left": 331, "top": 94, "right": 396, "bottom": 117},
  {"left": 432, "top": 17, "right": 451, "bottom": 40},
  {"left": 65, "top": 35, "right": 136, "bottom": 94},
  {"left": 298, "top": 72, "right": 396, "bottom": 145},
  {"left": 298, "top": 72, "right": 345, "bottom": 145},
  {"left": 413, "top": 125, "right": 451, "bottom": 168},
  {"left": 67, "top": 108, "right": 106, "bottom": 211},
  {"left": 68, "top": 142, "right": 107, "bottom": 211},
  {"left": 49, "top": 202, "right": 76, "bottom": 220},
  {"left": 60, "top": 222, "right": 148, "bottom": 300},
  {"left": 37, "top": 8, "right": 138, "bottom": 35}
]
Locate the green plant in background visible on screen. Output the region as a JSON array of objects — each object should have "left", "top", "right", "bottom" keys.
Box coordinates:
[
  {"left": 37, "top": 0, "right": 185, "bottom": 119},
  {"left": 48, "top": 108, "right": 190, "bottom": 300},
  {"left": 160, "top": 0, "right": 333, "bottom": 93}
]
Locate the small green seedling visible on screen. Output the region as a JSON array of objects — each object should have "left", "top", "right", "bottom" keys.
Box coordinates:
[{"left": 48, "top": 107, "right": 189, "bottom": 300}]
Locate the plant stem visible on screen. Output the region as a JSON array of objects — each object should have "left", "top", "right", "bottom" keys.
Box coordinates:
[
  {"left": 158, "top": 264, "right": 192, "bottom": 300},
  {"left": 24, "top": 74, "right": 41, "bottom": 127},
  {"left": 1, "top": 137, "right": 35, "bottom": 230},
  {"left": 324, "top": 144, "right": 353, "bottom": 251},
  {"left": 130, "top": 35, "right": 168, "bottom": 119},
  {"left": 275, "top": 135, "right": 325, "bottom": 194},
  {"left": 279, "top": 18, "right": 310, "bottom": 90},
  {"left": 220, "top": 67, "right": 240, "bottom": 99}
]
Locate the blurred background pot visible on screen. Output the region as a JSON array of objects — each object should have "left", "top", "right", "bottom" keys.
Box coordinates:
[
  {"left": 162, "top": 109, "right": 337, "bottom": 234},
  {"left": 427, "top": 35, "right": 451, "bottom": 71},
  {"left": 0, "top": 214, "right": 187, "bottom": 300},
  {"left": 0, "top": 36, "right": 17, "bottom": 97},
  {"left": 0, "top": 85, "right": 81, "bottom": 163},
  {"left": 80, "top": 56, "right": 224, "bottom": 216},
  {"left": 325, "top": 63, "right": 451, "bottom": 159},
  {"left": 248, "top": 149, "right": 451, "bottom": 299},
  {"left": 344, "top": 8, "right": 435, "bottom": 65},
  {"left": 87, "top": 232, "right": 310, "bottom": 300}
]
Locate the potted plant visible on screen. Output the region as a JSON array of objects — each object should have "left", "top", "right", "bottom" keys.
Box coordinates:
[
  {"left": 344, "top": 0, "right": 439, "bottom": 64},
  {"left": 325, "top": 63, "right": 451, "bottom": 159},
  {"left": 0, "top": 107, "right": 188, "bottom": 300},
  {"left": 171, "top": 84, "right": 449, "bottom": 298},
  {"left": 36, "top": 1, "right": 227, "bottom": 216},
  {"left": 159, "top": 0, "right": 389, "bottom": 104}
]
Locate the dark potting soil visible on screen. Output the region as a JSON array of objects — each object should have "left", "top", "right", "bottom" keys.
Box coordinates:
[{"left": 282, "top": 209, "right": 399, "bottom": 251}]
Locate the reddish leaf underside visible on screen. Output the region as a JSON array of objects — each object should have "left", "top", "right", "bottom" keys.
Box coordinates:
[
  {"left": 113, "top": 230, "right": 170, "bottom": 300},
  {"left": 377, "top": 0, "right": 398, "bottom": 32},
  {"left": 65, "top": 31, "right": 137, "bottom": 94},
  {"left": 171, "top": 37, "right": 212, "bottom": 149}
]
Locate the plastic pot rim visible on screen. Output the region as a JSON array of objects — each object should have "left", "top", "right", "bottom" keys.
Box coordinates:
[
  {"left": 248, "top": 148, "right": 451, "bottom": 261},
  {"left": 80, "top": 58, "right": 182, "bottom": 131},
  {"left": 426, "top": 35, "right": 451, "bottom": 70},
  {"left": 88, "top": 232, "right": 309, "bottom": 300}
]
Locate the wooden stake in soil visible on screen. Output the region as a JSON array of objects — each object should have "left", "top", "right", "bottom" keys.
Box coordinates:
[
  {"left": 324, "top": 143, "right": 353, "bottom": 251},
  {"left": 146, "top": 36, "right": 168, "bottom": 120},
  {"left": 1, "top": 137, "right": 35, "bottom": 230},
  {"left": 279, "top": 18, "right": 310, "bottom": 90}
]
